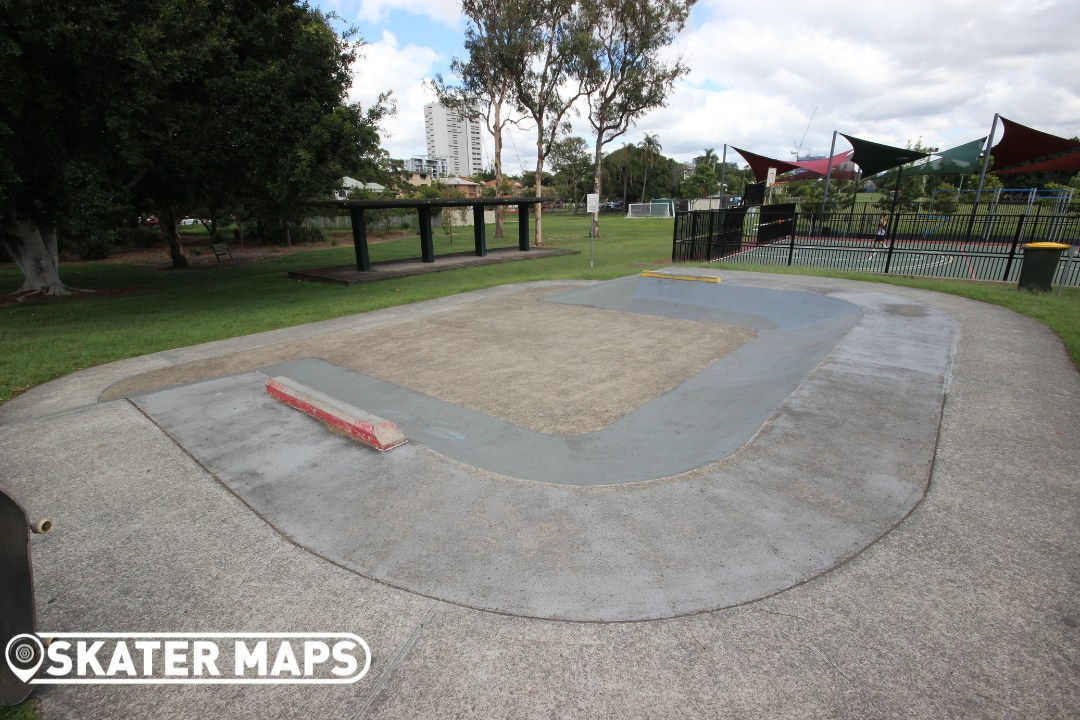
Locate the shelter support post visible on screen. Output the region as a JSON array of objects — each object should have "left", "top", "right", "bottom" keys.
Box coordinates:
[
  {"left": 473, "top": 204, "right": 487, "bottom": 257},
  {"left": 817, "top": 130, "right": 839, "bottom": 234},
  {"left": 419, "top": 207, "right": 435, "bottom": 263},
  {"left": 349, "top": 207, "right": 370, "bottom": 271},
  {"left": 965, "top": 113, "right": 1000, "bottom": 243},
  {"left": 518, "top": 205, "right": 530, "bottom": 251}
]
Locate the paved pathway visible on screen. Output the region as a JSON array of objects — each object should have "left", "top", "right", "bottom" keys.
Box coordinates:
[{"left": 0, "top": 270, "right": 1076, "bottom": 719}]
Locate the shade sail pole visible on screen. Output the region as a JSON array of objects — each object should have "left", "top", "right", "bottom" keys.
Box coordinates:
[
  {"left": 818, "top": 130, "right": 838, "bottom": 234},
  {"left": 965, "top": 113, "right": 999, "bottom": 243},
  {"left": 719, "top": 144, "right": 728, "bottom": 208}
]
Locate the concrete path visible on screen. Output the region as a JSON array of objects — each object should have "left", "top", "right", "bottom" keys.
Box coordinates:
[{"left": 0, "top": 270, "right": 1077, "bottom": 718}]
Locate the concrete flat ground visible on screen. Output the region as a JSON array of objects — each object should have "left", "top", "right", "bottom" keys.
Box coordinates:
[{"left": 0, "top": 269, "right": 1077, "bottom": 719}]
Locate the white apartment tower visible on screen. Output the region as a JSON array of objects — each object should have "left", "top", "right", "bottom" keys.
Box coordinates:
[{"left": 424, "top": 102, "right": 483, "bottom": 177}]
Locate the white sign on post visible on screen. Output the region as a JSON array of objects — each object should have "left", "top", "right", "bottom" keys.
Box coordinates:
[
  {"left": 766, "top": 167, "right": 777, "bottom": 187},
  {"left": 586, "top": 193, "right": 599, "bottom": 214}
]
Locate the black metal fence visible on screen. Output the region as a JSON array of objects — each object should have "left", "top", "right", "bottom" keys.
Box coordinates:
[
  {"left": 672, "top": 205, "right": 1080, "bottom": 286},
  {"left": 672, "top": 206, "right": 747, "bottom": 262}
]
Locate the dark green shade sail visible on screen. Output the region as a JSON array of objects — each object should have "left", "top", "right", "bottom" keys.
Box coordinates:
[{"left": 840, "top": 134, "right": 930, "bottom": 176}]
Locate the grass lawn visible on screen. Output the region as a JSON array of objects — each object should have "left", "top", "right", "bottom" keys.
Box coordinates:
[
  {"left": 1, "top": 213, "right": 1077, "bottom": 404},
  {"left": 0, "top": 702, "right": 37, "bottom": 720}
]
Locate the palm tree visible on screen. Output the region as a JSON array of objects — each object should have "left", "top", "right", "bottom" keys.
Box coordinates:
[
  {"left": 639, "top": 133, "right": 662, "bottom": 202},
  {"left": 700, "top": 147, "right": 718, "bottom": 167}
]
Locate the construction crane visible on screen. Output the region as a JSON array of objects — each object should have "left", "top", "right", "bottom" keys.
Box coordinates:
[{"left": 792, "top": 107, "right": 817, "bottom": 161}]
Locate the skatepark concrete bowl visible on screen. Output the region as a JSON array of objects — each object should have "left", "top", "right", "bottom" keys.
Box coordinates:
[{"left": 125, "top": 270, "right": 955, "bottom": 622}]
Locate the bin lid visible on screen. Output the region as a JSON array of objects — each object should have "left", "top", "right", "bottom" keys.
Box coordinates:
[{"left": 1023, "top": 242, "right": 1071, "bottom": 249}]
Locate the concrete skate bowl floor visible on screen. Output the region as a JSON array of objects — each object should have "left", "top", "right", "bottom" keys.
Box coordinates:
[{"left": 127, "top": 273, "right": 957, "bottom": 621}]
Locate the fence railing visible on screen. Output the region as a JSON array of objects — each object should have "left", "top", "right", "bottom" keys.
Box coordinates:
[{"left": 672, "top": 207, "right": 1080, "bottom": 286}]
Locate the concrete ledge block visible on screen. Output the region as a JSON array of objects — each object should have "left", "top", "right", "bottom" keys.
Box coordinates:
[
  {"left": 265, "top": 375, "right": 406, "bottom": 451},
  {"left": 640, "top": 270, "right": 721, "bottom": 283}
]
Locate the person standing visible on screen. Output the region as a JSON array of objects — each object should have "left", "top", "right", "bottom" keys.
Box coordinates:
[{"left": 874, "top": 213, "right": 888, "bottom": 249}]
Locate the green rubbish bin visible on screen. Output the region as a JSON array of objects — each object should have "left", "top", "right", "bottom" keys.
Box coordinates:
[{"left": 1018, "top": 242, "right": 1069, "bottom": 292}]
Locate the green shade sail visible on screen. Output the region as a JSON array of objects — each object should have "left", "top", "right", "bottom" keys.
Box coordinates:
[
  {"left": 904, "top": 138, "right": 986, "bottom": 176},
  {"left": 840, "top": 134, "right": 930, "bottom": 176}
]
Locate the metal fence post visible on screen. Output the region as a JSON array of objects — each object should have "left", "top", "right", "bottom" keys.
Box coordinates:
[
  {"left": 671, "top": 212, "right": 680, "bottom": 262},
  {"left": 883, "top": 213, "right": 899, "bottom": 274},
  {"left": 1002, "top": 214, "right": 1027, "bottom": 281},
  {"left": 787, "top": 212, "right": 797, "bottom": 266}
]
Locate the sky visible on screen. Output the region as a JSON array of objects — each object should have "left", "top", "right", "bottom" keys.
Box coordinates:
[{"left": 316, "top": 0, "right": 1080, "bottom": 176}]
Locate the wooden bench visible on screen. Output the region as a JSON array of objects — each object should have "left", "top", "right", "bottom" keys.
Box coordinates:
[{"left": 211, "top": 243, "right": 233, "bottom": 262}]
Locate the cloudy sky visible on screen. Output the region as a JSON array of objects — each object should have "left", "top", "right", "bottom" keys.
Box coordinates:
[{"left": 317, "top": 0, "right": 1080, "bottom": 175}]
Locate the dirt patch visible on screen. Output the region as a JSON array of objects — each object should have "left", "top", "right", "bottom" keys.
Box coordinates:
[
  {"left": 102, "top": 286, "right": 757, "bottom": 435},
  {"left": 84, "top": 229, "right": 409, "bottom": 269},
  {"left": 0, "top": 286, "right": 154, "bottom": 309}
]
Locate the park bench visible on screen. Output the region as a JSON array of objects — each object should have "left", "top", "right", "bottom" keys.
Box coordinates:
[{"left": 211, "top": 242, "right": 233, "bottom": 262}]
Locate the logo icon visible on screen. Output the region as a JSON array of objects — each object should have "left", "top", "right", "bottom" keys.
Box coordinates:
[{"left": 5, "top": 634, "right": 44, "bottom": 683}]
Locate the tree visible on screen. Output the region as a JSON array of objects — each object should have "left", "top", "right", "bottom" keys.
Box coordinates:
[
  {"left": 433, "top": 0, "right": 525, "bottom": 239},
  {"left": 680, "top": 163, "right": 718, "bottom": 199},
  {"left": 1, "top": 0, "right": 387, "bottom": 289},
  {"left": 135, "top": 2, "right": 382, "bottom": 261},
  {"left": 580, "top": 0, "right": 693, "bottom": 236},
  {"left": 602, "top": 144, "right": 638, "bottom": 206},
  {"left": 549, "top": 137, "right": 593, "bottom": 207},
  {"left": 787, "top": 179, "right": 852, "bottom": 212},
  {"left": 638, "top": 133, "right": 662, "bottom": 202},
  {"left": 504, "top": 0, "right": 591, "bottom": 246},
  {"left": 0, "top": 0, "right": 170, "bottom": 293},
  {"left": 929, "top": 183, "right": 959, "bottom": 214}
]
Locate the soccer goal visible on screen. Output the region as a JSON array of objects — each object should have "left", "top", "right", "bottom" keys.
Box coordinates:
[{"left": 626, "top": 200, "right": 674, "bottom": 219}]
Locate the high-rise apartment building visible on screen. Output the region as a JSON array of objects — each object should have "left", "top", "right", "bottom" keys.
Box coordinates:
[{"left": 424, "top": 102, "right": 483, "bottom": 177}]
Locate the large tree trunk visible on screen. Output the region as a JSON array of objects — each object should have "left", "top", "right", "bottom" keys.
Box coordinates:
[
  {"left": 160, "top": 204, "right": 188, "bottom": 268},
  {"left": 492, "top": 101, "right": 505, "bottom": 240},
  {"left": 3, "top": 221, "right": 71, "bottom": 295},
  {"left": 534, "top": 133, "right": 544, "bottom": 247},
  {"left": 592, "top": 139, "right": 604, "bottom": 238},
  {"left": 533, "top": 167, "right": 543, "bottom": 247}
]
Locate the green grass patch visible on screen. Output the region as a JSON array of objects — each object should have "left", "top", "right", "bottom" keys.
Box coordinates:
[
  {"left": 0, "top": 700, "right": 39, "bottom": 720},
  {"left": 1, "top": 213, "right": 1076, "bottom": 404}
]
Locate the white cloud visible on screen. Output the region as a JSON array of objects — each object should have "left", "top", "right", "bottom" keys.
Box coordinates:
[
  {"left": 348, "top": 29, "right": 441, "bottom": 159},
  {"left": 329, "top": 0, "right": 1080, "bottom": 176}
]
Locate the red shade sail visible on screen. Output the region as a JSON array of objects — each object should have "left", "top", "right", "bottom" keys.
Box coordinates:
[
  {"left": 789, "top": 150, "right": 857, "bottom": 180},
  {"left": 730, "top": 147, "right": 802, "bottom": 182},
  {"left": 991, "top": 117, "right": 1080, "bottom": 170},
  {"left": 994, "top": 150, "right": 1080, "bottom": 175}
]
